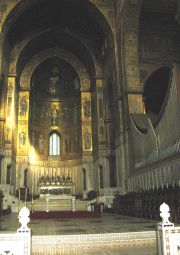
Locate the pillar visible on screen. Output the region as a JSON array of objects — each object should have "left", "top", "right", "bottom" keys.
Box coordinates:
[
  {"left": 5, "top": 76, "right": 16, "bottom": 146},
  {"left": 16, "top": 91, "right": 30, "bottom": 187},
  {"left": 81, "top": 91, "right": 94, "bottom": 191}
]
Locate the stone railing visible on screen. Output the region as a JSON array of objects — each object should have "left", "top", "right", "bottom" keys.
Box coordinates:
[
  {"left": 0, "top": 206, "right": 31, "bottom": 255},
  {"left": 157, "top": 202, "right": 180, "bottom": 255},
  {"left": 32, "top": 231, "right": 156, "bottom": 255}
]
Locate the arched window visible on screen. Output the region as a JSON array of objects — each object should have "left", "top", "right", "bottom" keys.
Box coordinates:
[{"left": 49, "top": 132, "right": 60, "bottom": 156}]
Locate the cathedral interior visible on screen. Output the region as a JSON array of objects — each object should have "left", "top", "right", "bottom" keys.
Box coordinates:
[
  {"left": 0, "top": 0, "right": 180, "bottom": 209},
  {"left": 1, "top": 1, "right": 180, "bottom": 254}
]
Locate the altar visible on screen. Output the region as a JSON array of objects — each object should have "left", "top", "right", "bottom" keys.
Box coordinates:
[
  {"left": 38, "top": 174, "right": 74, "bottom": 194},
  {"left": 35, "top": 174, "right": 75, "bottom": 212},
  {"left": 39, "top": 185, "right": 72, "bottom": 196},
  {"left": 44, "top": 194, "right": 76, "bottom": 212}
]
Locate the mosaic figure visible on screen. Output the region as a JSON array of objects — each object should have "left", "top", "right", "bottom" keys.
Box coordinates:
[
  {"left": 19, "top": 97, "right": 27, "bottom": 116},
  {"left": 19, "top": 130, "right": 26, "bottom": 148},
  {"left": 51, "top": 105, "right": 59, "bottom": 126},
  {"left": 48, "top": 66, "right": 60, "bottom": 95},
  {"left": 84, "top": 131, "right": 91, "bottom": 150},
  {"left": 38, "top": 134, "right": 44, "bottom": 154},
  {"left": 83, "top": 98, "right": 91, "bottom": 117}
]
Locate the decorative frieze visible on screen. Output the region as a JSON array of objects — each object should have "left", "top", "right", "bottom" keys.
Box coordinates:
[{"left": 32, "top": 231, "right": 156, "bottom": 254}]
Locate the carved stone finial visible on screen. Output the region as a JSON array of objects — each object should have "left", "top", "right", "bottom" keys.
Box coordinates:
[
  {"left": 159, "top": 202, "right": 174, "bottom": 226},
  {"left": 17, "top": 206, "right": 30, "bottom": 234}
]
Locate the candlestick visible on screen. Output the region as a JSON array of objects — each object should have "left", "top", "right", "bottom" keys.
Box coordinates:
[
  {"left": 25, "top": 187, "right": 27, "bottom": 205},
  {"left": 18, "top": 187, "right": 20, "bottom": 201},
  {"left": 31, "top": 185, "right": 34, "bottom": 212}
]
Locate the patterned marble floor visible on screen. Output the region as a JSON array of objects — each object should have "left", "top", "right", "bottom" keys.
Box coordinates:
[
  {"left": 0, "top": 212, "right": 158, "bottom": 235},
  {"left": 0, "top": 212, "right": 158, "bottom": 254}
]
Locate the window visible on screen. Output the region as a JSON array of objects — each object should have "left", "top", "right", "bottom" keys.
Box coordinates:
[{"left": 49, "top": 132, "right": 60, "bottom": 156}]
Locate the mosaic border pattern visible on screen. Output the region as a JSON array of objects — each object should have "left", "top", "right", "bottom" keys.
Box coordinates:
[{"left": 32, "top": 231, "right": 156, "bottom": 253}]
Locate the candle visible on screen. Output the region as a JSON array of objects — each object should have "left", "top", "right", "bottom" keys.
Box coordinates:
[
  {"left": 32, "top": 185, "right": 34, "bottom": 205},
  {"left": 25, "top": 187, "right": 27, "bottom": 205},
  {"left": 18, "top": 187, "right": 20, "bottom": 201}
]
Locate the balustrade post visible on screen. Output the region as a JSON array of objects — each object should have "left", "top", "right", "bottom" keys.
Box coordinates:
[
  {"left": 157, "top": 203, "right": 174, "bottom": 255},
  {"left": 17, "top": 206, "right": 31, "bottom": 255}
]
